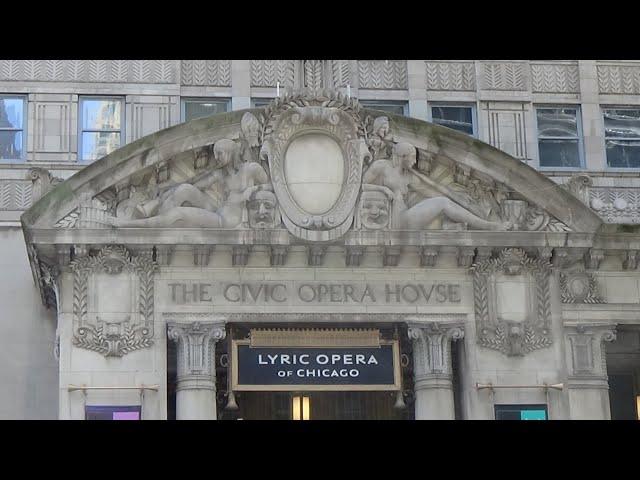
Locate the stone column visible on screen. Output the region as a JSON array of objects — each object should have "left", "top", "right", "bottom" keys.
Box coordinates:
[
  {"left": 167, "top": 322, "right": 226, "bottom": 420},
  {"left": 408, "top": 322, "right": 464, "bottom": 420},
  {"left": 564, "top": 323, "right": 616, "bottom": 420}
]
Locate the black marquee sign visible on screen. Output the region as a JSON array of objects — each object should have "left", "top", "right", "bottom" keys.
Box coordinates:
[{"left": 231, "top": 339, "right": 401, "bottom": 391}]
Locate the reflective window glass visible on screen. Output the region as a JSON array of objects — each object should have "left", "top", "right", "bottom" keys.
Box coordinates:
[
  {"left": 79, "top": 97, "right": 123, "bottom": 161},
  {"left": 359, "top": 100, "right": 407, "bottom": 116},
  {"left": 183, "top": 99, "right": 230, "bottom": 122},
  {"left": 536, "top": 107, "right": 582, "bottom": 168},
  {"left": 0, "top": 96, "right": 25, "bottom": 161},
  {"left": 603, "top": 109, "right": 640, "bottom": 168},
  {"left": 431, "top": 106, "right": 474, "bottom": 136}
]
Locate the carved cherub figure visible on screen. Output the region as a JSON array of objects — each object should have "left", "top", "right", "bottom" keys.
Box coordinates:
[{"left": 363, "top": 142, "right": 511, "bottom": 231}]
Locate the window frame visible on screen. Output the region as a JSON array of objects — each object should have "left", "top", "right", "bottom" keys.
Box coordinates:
[
  {"left": 0, "top": 94, "right": 27, "bottom": 162},
  {"left": 427, "top": 102, "right": 478, "bottom": 138},
  {"left": 601, "top": 105, "right": 640, "bottom": 170},
  {"left": 251, "top": 97, "right": 276, "bottom": 108},
  {"left": 78, "top": 96, "right": 124, "bottom": 163},
  {"left": 181, "top": 97, "right": 231, "bottom": 123},
  {"left": 358, "top": 99, "right": 409, "bottom": 116},
  {"left": 534, "top": 104, "right": 585, "bottom": 170}
]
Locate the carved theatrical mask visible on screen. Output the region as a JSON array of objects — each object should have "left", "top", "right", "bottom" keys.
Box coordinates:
[
  {"left": 262, "top": 99, "right": 368, "bottom": 241},
  {"left": 248, "top": 190, "right": 280, "bottom": 229},
  {"left": 356, "top": 189, "right": 391, "bottom": 230}
]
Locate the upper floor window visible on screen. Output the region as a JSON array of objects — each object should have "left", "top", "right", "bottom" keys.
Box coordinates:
[
  {"left": 251, "top": 98, "right": 274, "bottom": 108},
  {"left": 536, "top": 106, "right": 583, "bottom": 168},
  {"left": 359, "top": 100, "right": 408, "bottom": 116},
  {"left": 79, "top": 97, "right": 123, "bottom": 162},
  {"left": 603, "top": 108, "right": 640, "bottom": 168},
  {"left": 430, "top": 104, "right": 476, "bottom": 137},
  {"left": 0, "top": 95, "right": 26, "bottom": 161},
  {"left": 182, "top": 98, "right": 230, "bottom": 122}
]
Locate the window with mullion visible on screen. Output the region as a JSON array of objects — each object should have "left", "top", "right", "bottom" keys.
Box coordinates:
[
  {"left": 536, "top": 106, "right": 582, "bottom": 168},
  {"left": 603, "top": 108, "right": 640, "bottom": 168},
  {"left": 79, "top": 97, "right": 123, "bottom": 162},
  {"left": 181, "top": 98, "right": 230, "bottom": 122},
  {"left": 429, "top": 104, "right": 476, "bottom": 137},
  {"left": 0, "top": 95, "right": 26, "bottom": 161}
]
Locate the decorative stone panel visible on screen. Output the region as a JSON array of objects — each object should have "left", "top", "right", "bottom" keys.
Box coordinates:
[
  {"left": 304, "top": 60, "right": 325, "bottom": 89},
  {"left": 0, "top": 60, "right": 177, "bottom": 83},
  {"left": 180, "top": 60, "right": 231, "bottom": 87},
  {"left": 70, "top": 245, "right": 158, "bottom": 357},
  {"left": 597, "top": 62, "right": 640, "bottom": 95},
  {"left": 0, "top": 180, "right": 32, "bottom": 210},
  {"left": 481, "top": 102, "right": 528, "bottom": 160},
  {"left": 589, "top": 187, "right": 640, "bottom": 224},
  {"left": 560, "top": 271, "right": 605, "bottom": 304},
  {"left": 471, "top": 248, "right": 552, "bottom": 356},
  {"left": 357, "top": 60, "right": 407, "bottom": 90},
  {"left": 531, "top": 62, "right": 580, "bottom": 93},
  {"left": 425, "top": 61, "right": 476, "bottom": 91},
  {"left": 33, "top": 100, "right": 72, "bottom": 153},
  {"left": 250, "top": 60, "right": 296, "bottom": 88},
  {"left": 331, "top": 60, "right": 352, "bottom": 88},
  {"left": 480, "top": 62, "right": 528, "bottom": 91}
]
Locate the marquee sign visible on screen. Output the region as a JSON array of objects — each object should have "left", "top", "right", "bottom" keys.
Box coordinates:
[{"left": 231, "top": 336, "right": 401, "bottom": 392}]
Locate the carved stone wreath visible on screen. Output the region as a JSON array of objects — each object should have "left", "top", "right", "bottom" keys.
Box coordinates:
[
  {"left": 470, "top": 248, "right": 552, "bottom": 356},
  {"left": 70, "top": 245, "right": 158, "bottom": 357},
  {"left": 262, "top": 101, "right": 368, "bottom": 241},
  {"left": 560, "top": 271, "right": 605, "bottom": 304}
]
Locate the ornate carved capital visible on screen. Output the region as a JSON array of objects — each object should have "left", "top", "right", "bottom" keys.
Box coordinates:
[
  {"left": 193, "top": 245, "right": 213, "bottom": 266},
  {"left": 622, "top": 250, "right": 638, "bottom": 270},
  {"left": 408, "top": 322, "right": 464, "bottom": 380},
  {"left": 307, "top": 245, "right": 326, "bottom": 266},
  {"left": 232, "top": 246, "right": 251, "bottom": 266},
  {"left": 270, "top": 246, "right": 289, "bottom": 266},
  {"left": 564, "top": 323, "right": 616, "bottom": 378},
  {"left": 168, "top": 322, "right": 226, "bottom": 380},
  {"left": 458, "top": 247, "right": 476, "bottom": 267},
  {"left": 383, "top": 246, "right": 402, "bottom": 267}
]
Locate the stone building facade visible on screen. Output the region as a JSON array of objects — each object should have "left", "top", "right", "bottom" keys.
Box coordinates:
[{"left": 3, "top": 60, "right": 640, "bottom": 420}]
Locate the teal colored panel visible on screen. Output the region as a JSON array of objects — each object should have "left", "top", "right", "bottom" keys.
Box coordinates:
[{"left": 521, "top": 410, "right": 546, "bottom": 420}]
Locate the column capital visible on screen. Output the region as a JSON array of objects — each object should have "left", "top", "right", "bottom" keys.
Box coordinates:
[
  {"left": 564, "top": 322, "right": 616, "bottom": 380},
  {"left": 408, "top": 322, "right": 464, "bottom": 380},
  {"left": 167, "top": 322, "right": 226, "bottom": 382}
]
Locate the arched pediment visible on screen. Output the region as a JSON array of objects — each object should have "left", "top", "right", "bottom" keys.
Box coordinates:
[{"left": 21, "top": 90, "right": 601, "bottom": 237}]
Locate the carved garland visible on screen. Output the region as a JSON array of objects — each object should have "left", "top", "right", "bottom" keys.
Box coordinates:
[
  {"left": 71, "top": 245, "right": 158, "bottom": 357},
  {"left": 470, "top": 248, "right": 552, "bottom": 356},
  {"left": 560, "top": 271, "right": 605, "bottom": 304}
]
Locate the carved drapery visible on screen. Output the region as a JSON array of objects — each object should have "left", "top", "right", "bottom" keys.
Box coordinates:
[
  {"left": 408, "top": 322, "right": 464, "bottom": 379},
  {"left": 167, "top": 322, "right": 226, "bottom": 381},
  {"left": 70, "top": 245, "right": 157, "bottom": 357},
  {"left": 471, "top": 248, "right": 552, "bottom": 356}
]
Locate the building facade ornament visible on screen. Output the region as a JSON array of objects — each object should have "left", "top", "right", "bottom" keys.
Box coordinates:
[
  {"left": 407, "top": 322, "right": 464, "bottom": 378},
  {"left": 167, "top": 321, "right": 226, "bottom": 381},
  {"left": 560, "top": 271, "right": 605, "bottom": 304},
  {"left": 564, "top": 323, "right": 616, "bottom": 378},
  {"left": 70, "top": 245, "right": 158, "bottom": 357},
  {"left": 471, "top": 248, "right": 553, "bottom": 356}
]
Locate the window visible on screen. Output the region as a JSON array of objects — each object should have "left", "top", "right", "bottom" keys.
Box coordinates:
[
  {"left": 603, "top": 108, "right": 640, "bottom": 168},
  {"left": 430, "top": 104, "right": 476, "bottom": 136},
  {"left": 494, "top": 404, "right": 548, "bottom": 420},
  {"left": 359, "top": 100, "right": 408, "bottom": 116},
  {"left": 79, "top": 97, "right": 123, "bottom": 162},
  {"left": 0, "top": 95, "right": 26, "bottom": 161},
  {"left": 85, "top": 405, "right": 141, "bottom": 420},
  {"left": 182, "top": 98, "right": 230, "bottom": 122},
  {"left": 536, "top": 106, "right": 583, "bottom": 168},
  {"left": 251, "top": 98, "right": 274, "bottom": 108}
]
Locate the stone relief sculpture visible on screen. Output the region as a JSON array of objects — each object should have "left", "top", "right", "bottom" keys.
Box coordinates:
[
  {"left": 51, "top": 89, "right": 572, "bottom": 235},
  {"left": 363, "top": 142, "right": 511, "bottom": 230},
  {"left": 111, "top": 136, "right": 272, "bottom": 228}
]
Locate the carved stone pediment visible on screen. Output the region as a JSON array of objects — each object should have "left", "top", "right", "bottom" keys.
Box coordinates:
[
  {"left": 471, "top": 248, "right": 553, "bottom": 356},
  {"left": 261, "top": 99, "right": 369, "bottom": 241}
]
